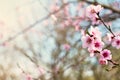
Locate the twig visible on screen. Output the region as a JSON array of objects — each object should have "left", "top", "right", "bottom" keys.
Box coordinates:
[
  {"left": 97, "top": 13, "right": 115, "bottom": 37},
  {"left": 80, "top": 0, "right": 120, "bottom": 14}
]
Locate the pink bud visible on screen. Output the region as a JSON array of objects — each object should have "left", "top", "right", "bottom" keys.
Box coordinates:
[
  {"left": 63, "top": 44, "right": 71, "bottom": 51},
  {"left": 99, "top": 58, "right": 108, "bottom": 65}
]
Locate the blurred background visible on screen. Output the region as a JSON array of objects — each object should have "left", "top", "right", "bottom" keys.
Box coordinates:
[{"left": 0, "top": 0, "right": 120, "bottom": 80}]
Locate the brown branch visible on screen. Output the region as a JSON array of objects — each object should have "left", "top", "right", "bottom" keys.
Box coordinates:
[
  {"left": 79, "top": 0, "right": 120, "bottom": 14},
  {"left": 97, "top": 13, "right": 115, "bottom": 37},
  {"left": 14, "top": 45, "right": 39, "bottom": 67}
]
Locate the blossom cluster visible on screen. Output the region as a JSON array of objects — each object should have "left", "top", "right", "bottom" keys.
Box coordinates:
[
  {"left": 22, "top": 3, "right": 120, "bottom": 80},
  {"left": 106, "top": 33, "right": 120, "bottom": 49},
  {"left": 50, "top": 3, "right": 120, "bottom": 66},
  {"left": 81, "top": 5, "right": 120, "bottom": 65},
  {"left": 81, "top": 26, "right": 112, "bottom": 65}
]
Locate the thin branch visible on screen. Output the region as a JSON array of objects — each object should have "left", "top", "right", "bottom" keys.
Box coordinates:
[
  {"left": 0, "top": 2, "right": 70, "bottom": 46},
  {"left": 80, "top": 0, "right": 120, "bottom": 14},
  {"left": 97, "top": 13, "right": 115, "bottom": 37}
]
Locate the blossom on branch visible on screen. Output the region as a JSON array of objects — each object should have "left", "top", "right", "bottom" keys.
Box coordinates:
[
  {"left": 92, "top": 40, "right": 104, "bottom": 51},
  {"left": 99, "top": 57, "right": 108, "bottom": 65},
  {"left": 99, "top": 49, "right": 112, "bottom": 65},
  {"left": 86, "top": 5, "right": 103, "bottom": 24},
  {"left": 112, "top": 36, "right": 120, "bottom": 49},
  {"left": 86, "top": 5, "right": 103, "bottom": 17},
  {"left": 89, "top": 26, "right": 102, "bottom": 39},
  {"left": 81, "top": 34, "right": 94, "bottom": 48},
  {"left": 100, "top": 49, "right": 112, "bottom": 60}
]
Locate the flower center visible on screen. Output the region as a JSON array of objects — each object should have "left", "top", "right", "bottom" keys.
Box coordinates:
[
  {"left": 116, "top": 40, "right": 120, "bottom": 45},
  {"left": 95, "top": 42, "right": 100, "bottom": 47},
  {"left": 103, "top": 52, "right": 108, "bottom": 58}
]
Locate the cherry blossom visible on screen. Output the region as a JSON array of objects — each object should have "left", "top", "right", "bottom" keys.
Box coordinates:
[
  {"left": 86, "top": 5, "right": 103, "bottom": 18},
  {"left": 89, "top": 26, "right": 102, "bottom": 39},
  {"left": 112, "top": 36, "right": 120, "bottom": 49},
  {"left": 99, "top": 49, "right": 112, "bottom": 65},
  {"left": 81, "top": 34, "right": 94, "bottom": 48},
  {"left": 100, "top": 49, "right": 112, "bottom": 60},
  {"left": 99, "top": 57, "right": 108, "bottom": 65},
  {"left": 88, "top": 40, "right": 104, "bottom": 57},
  {"left": 86, "top": 5, "right": 103, "bottom": 24},
  {"left": 63, "top": 44, "right": 71, "bottom": 51},
  {"left": 93, "top": 40, "right": 104, "bottom": 51}
]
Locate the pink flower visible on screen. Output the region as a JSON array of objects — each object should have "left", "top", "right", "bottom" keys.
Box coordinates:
[
  {"left": 88, "top": 40, "right": 104, "bottom": 57},
  {"left": 63, "top": 44, "right": 71, "bottom": 51},
  {"left": 112, "top": 36, "right": 120, "bottom": 49},
  {"left": 86, "top": 5, "right": 103, "bottom": 24},
  {"left": 100, "top": 49, "right": 112, "bottom": 60},
  {"left": 99, "top": 57, "right": 108, "bottom": 65},
  {"left": 81, "top": 34, "right": 94, "bottom": 48},
  {"left": 105, "top": 33, "right": 113, "bottom": 44},
  {"left": 25, "top": 74, "right": 33, "bottom": 80},
  {"left": 86, "top": 5, "right": 103, "bottom": 18},
  {"left": 93, "top": 40, "right": 104, "bottom": 51},
  {"left": 89, "top": 26, "right": 102, "bottom": 39},
  {"left": 99, "top": 48, "right": 112, "bottom": 65},
  {"left": 88, "top": 40, "right": 104, "bottom": 54}
]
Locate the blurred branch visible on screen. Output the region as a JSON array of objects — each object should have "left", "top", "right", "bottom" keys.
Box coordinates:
[
  {"left": 1, "top": 0, "right": 120, "bottom": 46},
  {"left": 0, "top": 1, "right": 72, "bottom": 46},
  {"left": 14, "top": 45, "right": 39, "bottom": 67},
  {"left": 102, "top": 13, "right": 120, "bottom": 22},
  {"left": 79, "top": 0, "right": 120, "bottom": 14},
  {"left": 64, "top": 55, "right": 86, "bottom": 72},
  {"left": 23, "top": 34, "right": 38, "bottom": 59}
]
